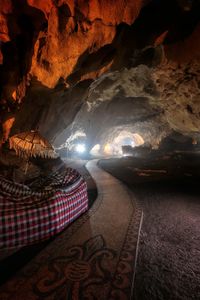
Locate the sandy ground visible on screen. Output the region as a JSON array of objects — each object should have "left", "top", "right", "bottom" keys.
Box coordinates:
[{"left": 99, "top": 153, "right": 200, "bottom": 300}]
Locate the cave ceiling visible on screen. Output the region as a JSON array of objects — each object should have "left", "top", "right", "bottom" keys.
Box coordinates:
[{"left": 0, "top": 0, "right": 200, "bottom": 150}]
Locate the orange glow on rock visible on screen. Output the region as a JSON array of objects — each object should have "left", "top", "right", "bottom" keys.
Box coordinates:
[
  {"left": 2, "top": 117, "right": 15, "bottom": 142},
  {"left": 27, "top": 0, "right": 53, "bottom": 19}
]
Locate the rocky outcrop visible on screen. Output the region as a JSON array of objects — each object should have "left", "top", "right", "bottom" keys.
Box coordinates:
[
  {"left": 152, "top": 60, "right": 200, "bottom": 135},
  {"left": 0, "top": 0, "right": 200, "bottom": 150},
  {"left": 164, "top": 23, "right": 200, "bottom": 63},
  {"left": 0, "top": 0, "right": 144, "bottom": 143},
  {"left": 52, "top": 65, "right": 170, "bottom": 149},
  {"left": 30, "top": 0, "right": 143, "bottom": 88},
  {"left": 52, "top": 42, "right": 200, "bottom": 150}
]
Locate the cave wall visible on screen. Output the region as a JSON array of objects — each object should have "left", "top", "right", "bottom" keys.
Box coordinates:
[
  {"left": 51, "top": 0, "right": 200, "bottom": 150},
  {"left": 0, "top": 0, "right": 200, "bottom": 150},
  {"left": 0, "top": 0, "right": 145, "bottom": 144},
  {"left": 29, "top": 0, "right": 143, "bottom": 88}
]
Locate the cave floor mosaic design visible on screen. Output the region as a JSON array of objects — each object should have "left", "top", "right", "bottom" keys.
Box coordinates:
[{"left": 0, "top": 160, "right": 142, "bottom": 300}]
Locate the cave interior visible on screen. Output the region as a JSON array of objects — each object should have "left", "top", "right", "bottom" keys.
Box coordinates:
[{"left": 0, "top": 0, "right": 200, "bottom": 299}]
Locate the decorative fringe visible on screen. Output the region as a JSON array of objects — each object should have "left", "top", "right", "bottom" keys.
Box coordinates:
[{"left": 9, "top": 131, "right": 57, "bottom": 159}]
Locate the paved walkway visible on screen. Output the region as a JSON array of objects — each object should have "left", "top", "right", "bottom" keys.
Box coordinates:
[{"left": 0, "top": 160, "right": 143, "bottom": 300}]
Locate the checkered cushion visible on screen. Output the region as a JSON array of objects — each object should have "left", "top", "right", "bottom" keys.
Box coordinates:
[{"left": 0, "top": 168, "right": 88, "bottom": 249}]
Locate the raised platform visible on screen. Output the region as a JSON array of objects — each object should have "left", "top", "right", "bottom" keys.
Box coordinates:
[{"left": 0, "top": 168, "right": 88, "bottom": 249}]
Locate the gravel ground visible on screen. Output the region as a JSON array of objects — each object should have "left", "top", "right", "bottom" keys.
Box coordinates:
[
  {"left": 133, "top": 182, "right": 200, "bottom": 300},
  {"left": 99, "top": 155, "right": 200, "bottom": 300}
]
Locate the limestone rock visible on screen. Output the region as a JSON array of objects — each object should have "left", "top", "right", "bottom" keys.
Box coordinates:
[
  {"left": 30, "top": 0, "right": 143, "bottom": 88},
  {"left": 0, "top": 0, "right": 200, "bottom": 149},
  {"left": 0, "top": 0, "right": 144, "bottom": 144}
]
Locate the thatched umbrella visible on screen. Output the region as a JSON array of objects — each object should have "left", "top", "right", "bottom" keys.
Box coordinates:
[{"left": 9, "top": 130, "right": 57, "bottom": 173}]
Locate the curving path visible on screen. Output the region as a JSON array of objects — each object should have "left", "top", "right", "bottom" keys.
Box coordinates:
[{"left": 0, "top": 160, "right": 143, "bottom": 300}]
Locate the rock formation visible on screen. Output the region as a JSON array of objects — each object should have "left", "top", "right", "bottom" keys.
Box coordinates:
[
  {"left": 0, "top": 0, "right": 144, "bottom": 144},
  {"left": 0, "top": 0, "right": 200, "bottom": 151}
]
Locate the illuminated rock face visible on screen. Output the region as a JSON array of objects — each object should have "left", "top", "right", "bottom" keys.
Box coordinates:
[
  {"left": 52, "top": 65, "right": 170, "bottom": 150},
  {"left": 0, "top": 0, "right": 143, "bottom": 142},
  {"left": 0, "top": 0, "right": 143, "bottom": 89},
  {"left": 29, "top": 0, "right": 143, "bottom": 88},
  {"left": 0, "top": 0, "right": 200, "bottom": 148},
  {"left": 52, "top": 21, "right": 200, "bottom": 150}
]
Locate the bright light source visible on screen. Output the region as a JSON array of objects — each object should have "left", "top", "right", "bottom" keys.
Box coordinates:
[
  {"left": 75, "top": 144, "right": 86, "bottom": 153},
  {"left": 122, "top": 153, "right": 130, "bottom": 157},
  {"left": 104, "top": 143, "right": 112, "bottom": 155}
]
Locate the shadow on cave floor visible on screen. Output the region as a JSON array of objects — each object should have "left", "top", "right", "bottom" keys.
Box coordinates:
[
  {"left": 98, "top": 151, "right": 200, "bottom": 300},
  {"left": 0, "top": 159, "right": 97, "bottom": 286}
]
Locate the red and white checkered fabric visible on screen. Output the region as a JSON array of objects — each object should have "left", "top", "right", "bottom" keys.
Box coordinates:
[{"left": 0, "top": 168, "right": 88, "bottom": 249}]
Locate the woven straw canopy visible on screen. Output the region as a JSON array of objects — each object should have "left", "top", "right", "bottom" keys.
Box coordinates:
[{"left": 9, "top": 130, "right": 57, "bottom": 159}]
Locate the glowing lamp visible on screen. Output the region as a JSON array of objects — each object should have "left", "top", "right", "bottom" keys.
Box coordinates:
[
  {"left": 75, "top": 144, "right": 86, "bottom": 153},
  {"left": 104, "top": 143, "right": 112, "bottom": 155}
]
